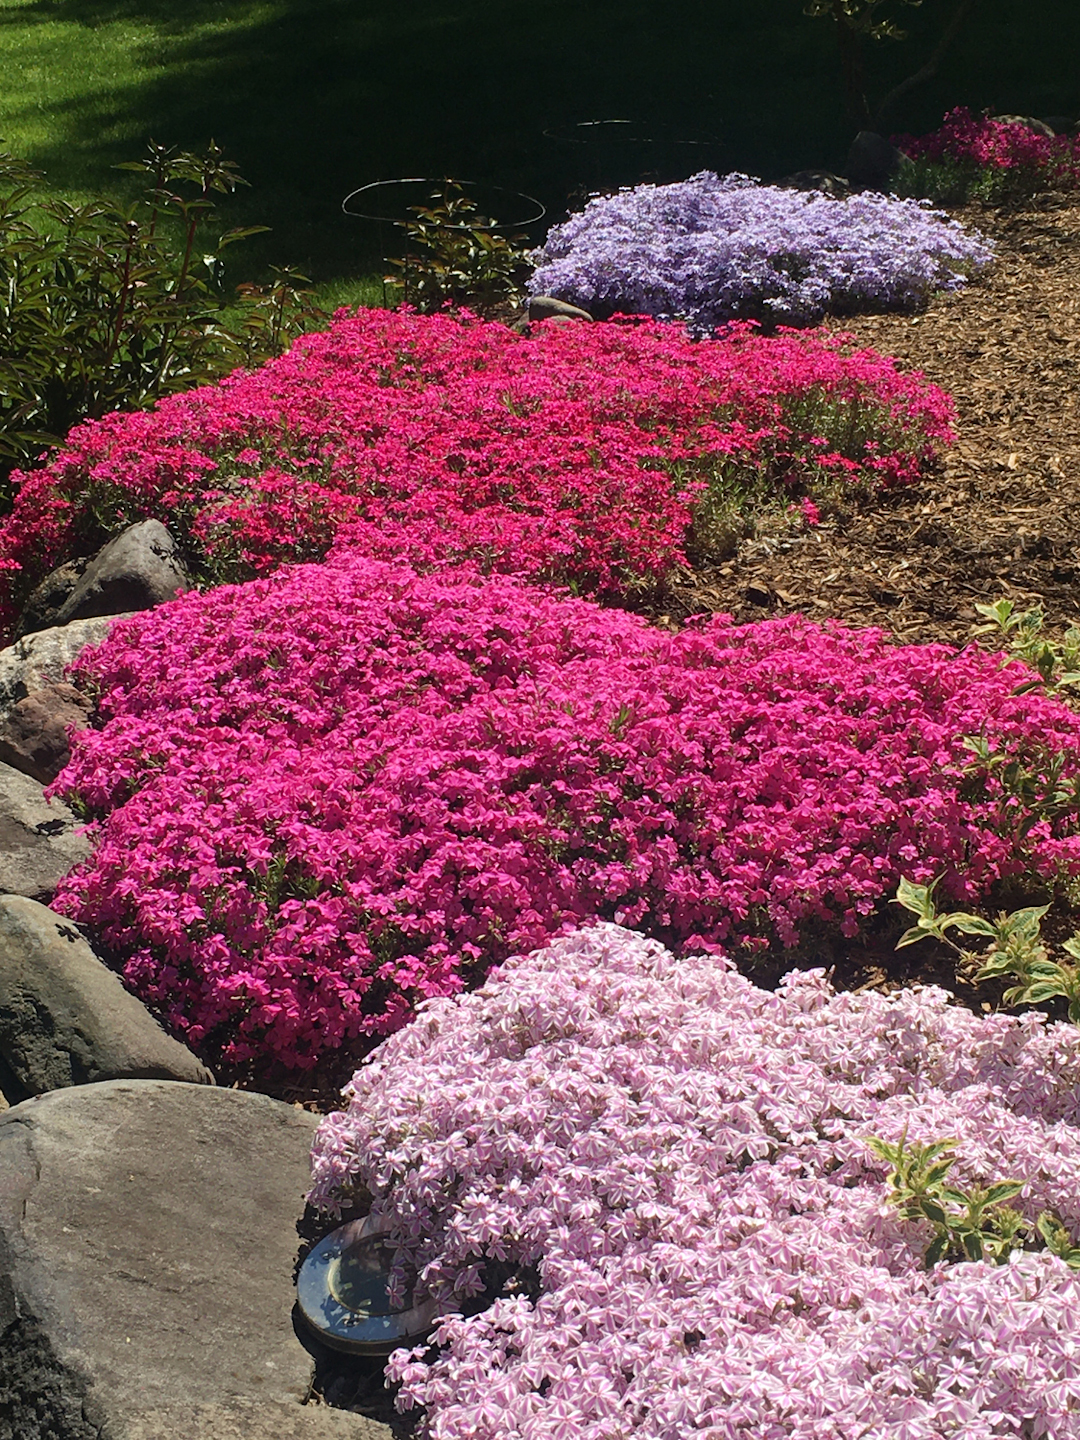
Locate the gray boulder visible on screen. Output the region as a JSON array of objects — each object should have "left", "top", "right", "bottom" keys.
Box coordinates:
[
  {"left": 1040, "top": 115, "right": 1078, "bottom": 136},
  {"left": 0, "top": 762, "right": 91, "bottom": 903},
  {"left": 0, "top": 682, "right": 94, "bottom": 784},
  {"left": 845, "top": 130, "right": 904, "bottom": 191},
  {"left": 992, "top": 114, "right": 1056, "bottom": 138},
  {"left": 18, "top": 521, "right": 190, "bottom": 638},
  {"left": 0, "top": 896, "right": 213, "bottom": 1098},
  {"left": 15, "top": 560, "right": 90, "bottom": 641},
  {"left": 0, "top": 1081, "right": 391, "bottom": 1440},
  {"left": 0, "top": 615, "right": 130, "bottom": 715},
  {"left": 528, "top": 295, "right": 594, "bottom": 322}
]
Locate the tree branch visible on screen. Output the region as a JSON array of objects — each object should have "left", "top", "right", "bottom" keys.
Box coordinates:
[{"left": 871, "top": 0, "right": 980, "bottom": 128}]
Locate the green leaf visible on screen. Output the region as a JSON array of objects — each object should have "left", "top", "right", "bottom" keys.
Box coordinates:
[
  {"left": 961, "top": 1230, "right": 984, "bottom": 1262},
  {"left": 974, "top": 599, "right": 1014, "bottom": 627},
  {"left": 921, "top": 1139, "right": 958, "bottom": 1161},
  {"left": 924, "top": 1160, "right": 956, "bottom": 1187},
  {"left": 216, "top": 225, "right": 272, "bottom": 249},
  {"left": 974, "top": 954, "right": 1015, "bottom": 981},
  {"left": 924, "top": 1233, "right": 949, "bottom": 1268},
  {"left": 894, "top": 876, "right": 935, "bottom": 918},
  {"left": 938, "top": 913, "right": 996, "bottom": 937},
  {"left": 920, "top": 1200, "right": 948, "bottom": 1225},
  {"left": 896, "top": 924, "right": 933, "bottom": 949},
  {"left": 983, "top": 1181, "right": 1024, "bottom": 1205},
  {"left": 1016, "top": 981, "right": 1067, "bottom": 1005},
  {"left": 1000, "top": 904, "right": 1050, "bottom": 937},
  {"left": 939, "top": 1186, "right": 969, "bottom": 1207}
]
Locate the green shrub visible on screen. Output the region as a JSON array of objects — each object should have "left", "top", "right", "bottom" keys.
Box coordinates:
[
  {"left": 383, "top": 179, "right": 529, "bottom": 314},
  {"left": 0, "top": 140, "right": 326, "bottom": 502}
]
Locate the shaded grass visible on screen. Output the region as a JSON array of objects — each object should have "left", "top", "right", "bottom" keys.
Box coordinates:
[{"left": 0, "top": 0, "right": 1077, "bottom": 303}]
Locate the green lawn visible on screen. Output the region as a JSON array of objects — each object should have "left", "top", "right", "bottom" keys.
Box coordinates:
[{"left": 1, "top": 0, "right": 1077, "bottom": 303}]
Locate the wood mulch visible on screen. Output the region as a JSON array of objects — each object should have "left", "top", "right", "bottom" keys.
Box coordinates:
[{"left": 660, "top": 195, "right": 1080, "bottom": 648}]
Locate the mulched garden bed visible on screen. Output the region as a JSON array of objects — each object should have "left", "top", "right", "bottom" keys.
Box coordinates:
[{"left": 659, "top": 195, "right": 1080, "bottom": 648}]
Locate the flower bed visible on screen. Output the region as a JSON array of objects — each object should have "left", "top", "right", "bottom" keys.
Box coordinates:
[
  {"left": 0, "top": 308, "right": 953, "bottom": 638},
  {"left": 52, "top": 556, "right": 1080, "bottom": 1074},
  {"left": 895, "top": 108, "right": 1080, "bottom": 204},
  {"left": 526, "top": 172, "right": 993, "bottom": 331},
  {"left": 309, "top": 924, "right": 1080, "bottom": 1440}
]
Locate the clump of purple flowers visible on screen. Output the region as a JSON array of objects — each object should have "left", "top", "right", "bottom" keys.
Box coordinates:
[
  {"left": 309, "top": 924, "right": 1080, "bottom": 1440},
  {"left": 528, "top": 172, "right": 994, "bottom": 331}
]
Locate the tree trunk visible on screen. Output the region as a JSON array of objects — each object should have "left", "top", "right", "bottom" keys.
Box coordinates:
[
  {"left": 871, "top": 0, "right": 981, "bottom": 129},
  {"left": 832, "top": 3, "right": 873, "bottom": 129}
]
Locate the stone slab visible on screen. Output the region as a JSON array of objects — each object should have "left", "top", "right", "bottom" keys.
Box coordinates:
[
  {"left": 0, "top": 1081, "right": 391, "bottom": 1440},
  {"left": 0, "top": 616, "right": 129, "bottom": 716}
]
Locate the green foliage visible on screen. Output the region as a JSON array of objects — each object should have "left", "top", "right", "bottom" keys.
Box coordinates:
[
  {"left": 0, "top": 140, "right": 327, "bottom": 501},
  {"left": 972, "top": 598, "right": 1080, "bottom": 695},
  {"left": 893, "top": 876, "right": 1080, "bottom": 1022},
  {"left": 384, "top": 180, "right": 529, "bottom": 316},
  {"left": 959, "top": 733, "right": 1080, "bottom": 846},
  {"left": 866, "top": 1129, "right": 1080, "bottom": 1270},
  {"left": 869, "top": 1128, "right": 1080, "bottom": 1271},
  {"left": 866, "top": 1131, "right": 1026, "bottom": 1266},
  {"left": 894, "top": 153, "right": 1043, "bottom": 206},
  {"left": 802, "top": 0, "right": 923, "bottom": 43}
]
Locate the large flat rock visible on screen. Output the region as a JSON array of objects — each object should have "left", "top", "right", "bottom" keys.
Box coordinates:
[
  {"left": 0, "top": 616, "right": 128, "bottom": 715},
  {"left": 0, "top": 1081, "right": 391, "bottom": 1440}
]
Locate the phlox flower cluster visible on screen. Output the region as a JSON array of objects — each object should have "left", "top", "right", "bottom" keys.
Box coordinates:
[
  {"left": 52, "top": 556, "right": 1080, "bottom": 1074},
  {"left": 526, "top": 172, "right": 993, "bottom": 332},
  {"left": 0, "top": 308, "right": 953, "bottom": 639},
  {"left": 896, "top": 108, "right": 1080, "bottom": 190},
  {"left": 309, "top": 924, "right": 1080, "bottom": 1440}
]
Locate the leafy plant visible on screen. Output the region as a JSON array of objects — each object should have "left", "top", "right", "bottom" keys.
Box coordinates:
[
  {"left": 384, "top": 179, "right": 528, "bottom": 315},
  {"left": 958, "top": 732, "right": 1080, "bottom": 845},
  {"left": 893, "top": 108, "right": 1080, "bottom": 205},
  {"left": 893, "top": 875, "right": 1080, "bottom": 1021},
  {"left": 867, "top": 1131, "right": 1027, "bottom": 1266},
  {"left": 972, "top": 597, "right": 1080, "bottom": 694},
  {"left": 0, "top": 140, "right": 326, "bottom": 500},
  {"left": 866, "top": 1129, "right": 1080, "bottom": 1270}
]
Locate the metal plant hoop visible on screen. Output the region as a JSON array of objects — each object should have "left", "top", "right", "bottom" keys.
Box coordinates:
[
  {"left": 542, "top": 119, "right": 721, "bottom": 151},
  {"left": 342, "top": 178, "right": 546, "bottom": 233}
]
